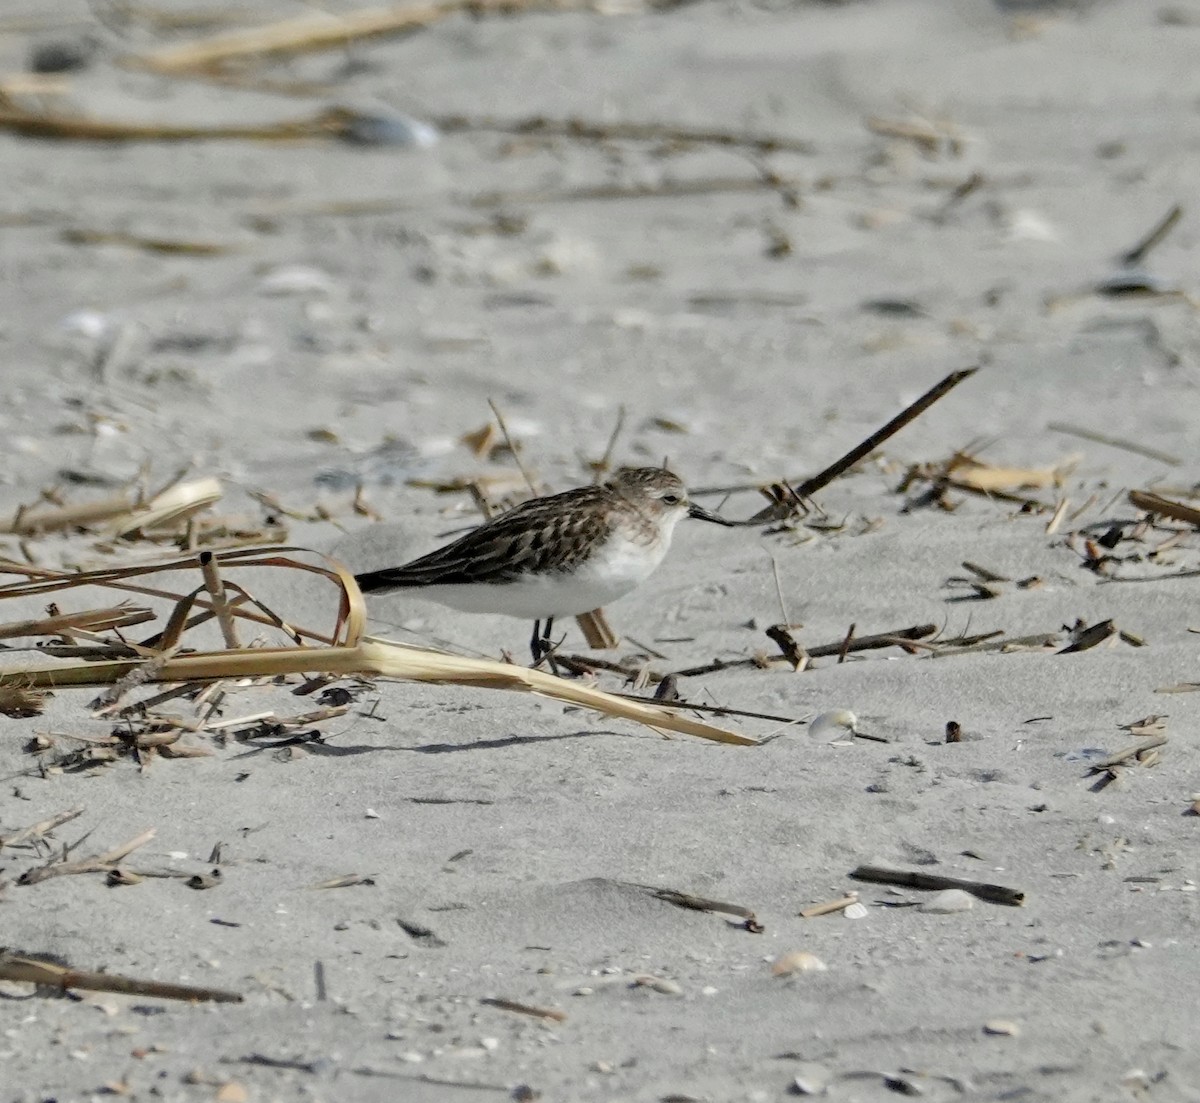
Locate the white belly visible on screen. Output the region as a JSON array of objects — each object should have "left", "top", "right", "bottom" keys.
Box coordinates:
[{"left": 414, "top": 532, "right": 668, "bottom": 620}]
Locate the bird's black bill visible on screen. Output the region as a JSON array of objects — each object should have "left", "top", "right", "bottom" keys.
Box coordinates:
[{"left": 687, "top": 502, "right": 736, "bottom": 526}]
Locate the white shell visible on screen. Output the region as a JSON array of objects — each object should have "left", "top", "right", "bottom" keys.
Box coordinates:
[
  {"left": 809, "top": 709, "right": 858, "bottom": 742},
  {"left": 771, "top": 951, "right": 828, "bottom": 977},
  {"left": 984, "top": 1019, "right": 1021, "bottom": 1037},
  {"left": 920, "top": 889, "right": 975, "bottom": 914},
  {"left": 844, "top": 902, "right": 869, "bottom": 920},
  {"left": 791, "top": 1063, "right": 832, "bottom": 1095}
]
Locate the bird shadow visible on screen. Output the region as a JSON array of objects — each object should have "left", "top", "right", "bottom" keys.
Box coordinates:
[
  {"left": 231, "top": 739, "right": 409, "bottom": 759},
  {"left": 410, "top": 730, "right": 628, "bottom": 754}
]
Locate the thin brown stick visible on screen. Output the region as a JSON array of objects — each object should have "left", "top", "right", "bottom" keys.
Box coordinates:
[
  {"left": 126, "top": 0, "right": 586, "bottom": 73},
  {"left": 1119, "top": 203, "right": 1184, "bottom": 268},
  {"left": 18, "top": 828, "right": 156, "bottom": 885},
  {"left": 0, "top": 807, "right": 84, "bottom": 849},
  {"left": 792, "top": 367, "right": 979, "bottom": 499},
  {"left": 0, "top": 605, "right": 155, "bottom": 641},
  {"left": 593, "top": 404, "right": 626, "bottom": 483},
  {"left": 836, "top": 623, "right": 856, "bottom": 664},
  {"left": 647, "top": 887, "right": 757, "bottom": 921},
  {"left": 1091, "top": 734, "right": 1169, "bottom": 771},
  {"left": 1049, "top": 423, "right": 1181, "bottom": 467},
  {"left": 436, "top": 114, "right": 814, "bottom": 155},
  {"left": 666, "top": 623, "right": 938, "bottom": 678},
  {"left": 470, "top": 174, "right": 806, "bottom": 209},
  {"left": 0, "top": 103, "right": 361, "bottom": 144},
  {"left": 575, "top": 608, "right": 619, "bottom": 649},
  {"left": 486, "top": 398, "right": 537, "bottom": 495},
  {"left": 480, "top": 997, "right": 566, "bottom": 1023},
  {"left": 0, "top": 952, "right": 241, "bottom": 1003},
  {"left": 799, "top": 892, "right": 859, "bottom": 919},
  {"left": 199, "top": 551, "right": 240, "bottom": 648},
  {"left": 692, "top": 368, "right": 978, "bottom": 508}
]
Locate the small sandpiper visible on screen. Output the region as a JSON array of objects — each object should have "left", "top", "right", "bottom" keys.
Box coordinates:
[{"left": 354, "top": 466, "right": 734, "bottom": 664}]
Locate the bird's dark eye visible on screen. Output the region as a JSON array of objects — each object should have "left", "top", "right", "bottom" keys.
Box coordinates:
[{"left": 661, "top": 493, "right": 682, "bottom": 506}]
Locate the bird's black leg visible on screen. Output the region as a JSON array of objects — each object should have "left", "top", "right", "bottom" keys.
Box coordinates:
[{"left": 530, "top": 619, "right": 561, "bottom": 674}]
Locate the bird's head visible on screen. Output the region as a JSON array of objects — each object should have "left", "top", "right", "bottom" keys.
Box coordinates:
[{"left": 608, "top": 467, "right": 736, "bottom": 530}]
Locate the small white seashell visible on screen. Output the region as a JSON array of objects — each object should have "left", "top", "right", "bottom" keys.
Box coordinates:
[
  {"left": 983, "top": 1019, "right": 1020, "bottom": 1037},
  {"left": 920, "top": 889, "right": 975, "bottom": 914},
  {"left": 258, "top": 264, "right": 337, "bottom": 297},
  {"left": 1005, "top": 207, "right": 1060, "bottom": 243},
  {"left": 630, "top": 975, "right": 682, "bottom": 995},
  {"left": 809, "top": 709, "right": 858, "bottom": 743},
  {"left": 771, "top": 951, "right": 828, "bottom": 977},
  {"left": 364, "top": 808, "right": 380, "bottom": 819},
  {"left": 843, "top": 902, "right": 869, "bottom": 920},
  {"left": 791, "top": 1062, "right": 832, "bottom": 1095},
  {"left": 58, "top": 309, "right": 117, "bottom": 340}
]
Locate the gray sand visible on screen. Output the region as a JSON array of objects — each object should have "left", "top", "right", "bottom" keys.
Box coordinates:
[{"left": 1, "top": 2, "right": 1198, "bottom": 1100}]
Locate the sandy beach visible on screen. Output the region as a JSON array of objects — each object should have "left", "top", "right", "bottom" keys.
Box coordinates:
[{"left": 1, "top": 1, "right": 1199, "bottom": 1100}]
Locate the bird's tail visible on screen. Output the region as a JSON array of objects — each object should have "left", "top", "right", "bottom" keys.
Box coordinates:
[{"left": 354, "top": 568, "right": 406, "bottom": 593}]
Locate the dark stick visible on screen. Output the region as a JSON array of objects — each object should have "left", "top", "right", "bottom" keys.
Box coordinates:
[
  {"left": 666, "top": 623, "right": 938, "bottom": 678},
  {"left": 804, "top": 623, "right": 936, "bottom": 659},
  {"left": 434, "top": 113, "right": 815, "bottom": 156},
  {"left": 0, "top": 953, "right": 242, "bottom": 1002},
  {"left": 848, "top": 864, "right": 1025, "bottom": 906},
  {"left": 793, "top": 369, "right": 978, "bottom": 499},
  {"left": 1119, "top": 203, "right": 1183, "bottom": 268},
  {"left": 692, "top": 367, "right": 978, "bottom": 508}
]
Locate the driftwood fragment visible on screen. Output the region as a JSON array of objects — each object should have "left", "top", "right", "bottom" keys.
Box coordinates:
[
  {"left": 848, "top": 863, "right": 1025, "bottom": 906},
  {"left": 18, "top": 828, "right": 156, "bottom": 885},
  {"left": 0, "top": 951, "right": 241, "bottom": 1003}
]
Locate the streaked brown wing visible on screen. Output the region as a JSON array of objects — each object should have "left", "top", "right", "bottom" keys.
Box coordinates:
[{"left": 354, "top": 486, "right": 612, "bottom": 592}]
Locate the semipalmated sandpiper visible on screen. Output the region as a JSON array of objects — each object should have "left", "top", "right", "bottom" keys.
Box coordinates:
[{"left": 355, "top": 466, "right": 733, "bottom": 663}]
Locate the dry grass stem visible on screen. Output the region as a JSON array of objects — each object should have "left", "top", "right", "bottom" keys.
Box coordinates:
[
  {"left": 1119, "top": 203, "right": 1184, "bottom": 268},
  {"left": 18, "top": 827, "right": 156, "bottom": 885},
  {"left": 486, "top": 398, "right": 538, "bottom": 495},
  {"left": 702, "top": 367, "right": 977, "bottom": 520},
  {"left": 575, "top": 608, "right": 619, "bottom": 649},
  {"left": 0, "top": 807, "right": 84, "bottom": 849},
  {"left": 1091, "top": 734, "right": 1168, "bottom": 771},
  {"left": 1049, "top": 422, "right": 1181, "bottom": 466},
  {"left": 0, "top": 604, "right": 155, "bottom": 641},
  {"left": 0, "top": 477, "right": 222, "bottom": 538},
  {"left": 437, "top": 114, "right": 814, "bottom": 155},
  {"left": 799, "top": 892, "right": 859, "bottom": 919},
  {"left": 126, "top": 0, "right": 589, "bottom": 74},
  {"left": 480, "top": 997, "right": 567, "bottom": 1023},
  {"left": 199, "top": 551, "right": 240, "bottom": 648},
  {"left": 0, "top": 547, "right": 753, "bottom": 745}
]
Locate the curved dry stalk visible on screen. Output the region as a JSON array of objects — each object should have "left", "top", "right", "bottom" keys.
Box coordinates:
[
  {"left": 0, "top": 547, "right": 752, "bottom": 743},
  {"left": 1, "top": 638, "right": 756, "bottom": 746},
  {"left": 0, "top": 546, "right": 363, "bottom": 649}
]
